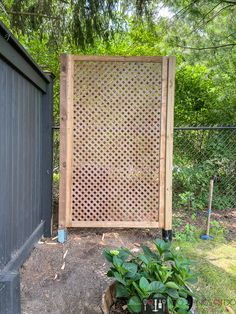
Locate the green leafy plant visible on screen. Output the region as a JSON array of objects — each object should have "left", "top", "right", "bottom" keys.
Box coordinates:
[
  {"left": 191, "top": 213, "right": 197, "bottom": 221},
  {"left": 210, "top": 220, "right": 225, "bottom": 237},
  {"left": 173, "top": 217, "right": 183, "bottom": 229},
  {"left": 174, "top": 223, "right": 197, "bottom": 242},
  {"left": 104, "top": 239, "right": 197, "bottom": 313},
  {"left": 173, "top": 132, "right": 236, "bottom": 212}
]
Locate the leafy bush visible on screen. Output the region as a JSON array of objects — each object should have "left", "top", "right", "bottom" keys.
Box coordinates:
[
  {"left": 210, "top": 220, "right": 226, "bottom": 237},
  {"left": 174, "top": 224, "right": 197, "bottom": 242},
  {"left": 104, "top": 239, "right": 197, "bottom": 313},
  {"left": 173, "top": 129, "right": 236, "bottom": 211},
  {"left": 175, "top": 65, "right": 220, "bottom": 126}
]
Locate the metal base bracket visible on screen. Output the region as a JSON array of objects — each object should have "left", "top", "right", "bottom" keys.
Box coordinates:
[
  {"left": 200, "top": 234, "right": 214, "bottom": 240},
  {"left": 162, "top": 229, "right": 173, "bottom": 242},
  {"left": 58, "top": 229, "right": 68, "bottom": 243}
]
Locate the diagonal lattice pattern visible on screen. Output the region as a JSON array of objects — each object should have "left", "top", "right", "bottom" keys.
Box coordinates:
[{"left": 71, "top": 61, "right": 162, "bottom": 222}]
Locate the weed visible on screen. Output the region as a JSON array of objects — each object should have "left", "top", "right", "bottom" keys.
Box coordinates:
[
  {"left": 174, "top": 223, "right": 197, "bottom": 242},
  {"left": 173, "top": 217, "right": 184, "bottom": 229},
  {"left": 210, "top": 220, "right": 225, "bottom": 237}
]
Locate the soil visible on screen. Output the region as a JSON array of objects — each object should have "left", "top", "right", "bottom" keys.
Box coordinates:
[
  {"left": 21, "top": 228, "right": 161, "bottom": 314},
  {"left": 20, "top": 208, "right": 235, "bottom": 314},
  {"left": 110, "top": 299, "right": 129, "bottom": 314}
]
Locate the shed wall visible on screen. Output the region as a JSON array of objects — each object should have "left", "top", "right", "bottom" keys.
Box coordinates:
[
  {"left": 0, "top": 58, "right": 43, "bottom": 270},
  {"left": 0, "top": 21, "right": 53, "bottom": 314}
]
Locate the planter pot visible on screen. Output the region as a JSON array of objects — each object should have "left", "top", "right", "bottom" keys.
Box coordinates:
[
  {"left": 101, "top": 282, "right": 116, "bottom": 314},
  {"left": 101, "top": 283, "right": 198, "bottom": 314}
]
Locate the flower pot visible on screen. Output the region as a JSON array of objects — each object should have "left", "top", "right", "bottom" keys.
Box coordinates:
[
  {"left": 101, "top": 282, "right": 116, "bottom": 314},
  {"left": 101, "top": 283, "right": 198, "bottom": 314}
]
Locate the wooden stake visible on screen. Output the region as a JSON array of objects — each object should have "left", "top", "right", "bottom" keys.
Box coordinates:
[{"left": 206, "top": 178, "right": 214, "bottom": 236}]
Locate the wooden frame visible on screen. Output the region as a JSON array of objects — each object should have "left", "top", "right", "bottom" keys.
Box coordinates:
[
  {"left": 59, "top": 54, "right": 74, "bottom": 228},
  {"left": 59, "top": 55, "right": 175, "bottom": 230},
  {"left": 165, "top": 56, "right": 176, "bottom": 230}
]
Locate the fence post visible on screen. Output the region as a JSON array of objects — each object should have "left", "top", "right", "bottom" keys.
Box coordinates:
[
  {"left": 41, "top": 72, "right": 54, "bottom": 237},
  {"left": 163, "top": 56, "right": 176, "bottom": 242}
]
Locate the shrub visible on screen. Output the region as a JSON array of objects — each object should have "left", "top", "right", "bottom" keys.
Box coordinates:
[{"left": 104, "top": 239, "right": 197, "bottom": 313}]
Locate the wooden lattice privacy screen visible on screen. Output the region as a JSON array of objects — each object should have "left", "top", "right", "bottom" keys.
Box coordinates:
[{"left": 59, "top": 55, "right": 175, "bottom": 230}]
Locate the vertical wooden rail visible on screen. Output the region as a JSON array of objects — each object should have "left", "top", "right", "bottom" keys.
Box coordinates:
[
  {"left": 164, "top": 56, "right": 176, "bottom": 233},
  {"left": 159, "top": 57, "right": 168, "bottom": 229},
  {"left": 41, "top": 72, "right": 54, "bottom": 237},
  {"left": 59, "top": 55, "right": 74, "bottom": 235}
]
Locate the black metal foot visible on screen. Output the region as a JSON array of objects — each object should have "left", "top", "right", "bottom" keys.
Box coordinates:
[{"left": 162, "top": 229, "right": 172, "bottom": 242}]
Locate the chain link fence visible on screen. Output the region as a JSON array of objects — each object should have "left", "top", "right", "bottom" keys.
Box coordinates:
[
  {"left": 53, "top": 126, "right": 236, "bottom": 212},
  {"left": 173, "top": 126, "right": 236, "bottom": 211}
]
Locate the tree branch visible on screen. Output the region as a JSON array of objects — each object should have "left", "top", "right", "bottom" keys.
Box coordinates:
[
  {"left": 204, "top": 4, "right": 235, "bottom": 25},
  {"left": 187, "top": 3, "right": 234, "bottom": 36},
  {"left": 221, "top": 1, "right": 236, "bottom": 4},
  {"left": 171, "top": 0, "right": 199, "bottom": 20},
  {"left": 177, "top": 43, "right": 236, "bottom": 50},
  {"left": 6, "top": 11, "right": 58, "bottom": 19}
]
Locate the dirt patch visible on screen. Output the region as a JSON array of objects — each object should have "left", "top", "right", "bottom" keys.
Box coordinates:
[
  {"left": 21, "top": 229, "right": 160, "bottom": 314},
  {"left": 110, "top": 299, "right": 128, "bottom": 314}
]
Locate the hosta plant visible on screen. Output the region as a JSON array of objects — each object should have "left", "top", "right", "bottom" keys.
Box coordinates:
[{"left": 104, "top": 239, "right": 197, "bottom": 313}]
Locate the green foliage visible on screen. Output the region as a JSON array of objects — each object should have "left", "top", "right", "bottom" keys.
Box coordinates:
[
  {"left": 0, "top": 0, "right": 158, "bottom": 49},
  {"left": 173, "top": 129, "right": 236, "bottom": 211},
  {"left": 53, "top": 173, "right": 59, "bottom": 182},
  {"left": 104, "top": 240, "right": 197, "bottom": 313},
  {"left": 0, "top": 0, "right": 235, "bottom": 129},
  {"left": 165, "top": 0, "right": 236, "bottom": 126},
  {"left": 210, "top": 220, "right": 225, "bottom": 237},
  {"left": 173, "top": 217, "right": 183, "bottom": 229},
  {"left": 175, "top": 64, "right": 222, "bottom": 126},
  {"left": 174, "top": 223, "right": 197, "bottom": 242}
]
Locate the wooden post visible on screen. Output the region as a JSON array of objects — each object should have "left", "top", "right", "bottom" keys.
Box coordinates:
[
  {"left": 206, "top": 178, "right": 214, "bottom": 236},
  {"left": 164, "top": 56, "right": 176, "bottom": 235},
  {"left": 41, "top": 72, "right": 54, "bottom": 237},
  {"left": 58, "top": 54, "right": 74, "bottom": 238},
  {"left": 159, "top": 57, "right": 168, "bottom": 229}
]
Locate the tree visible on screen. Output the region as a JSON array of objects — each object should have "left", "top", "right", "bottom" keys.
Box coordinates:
[
  {"left": 161, "top": 0, "right": 236, "bottom": 125},
  {"left": 1, "top": 0, "right": 235, "bottom": 126},
  {"left": 0, "top": 0, "right": 158, "bottom": 49}
]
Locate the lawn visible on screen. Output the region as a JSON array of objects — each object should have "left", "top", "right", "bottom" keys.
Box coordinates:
[{"left": 173, "top": 237, "right": 236, "bottom": 314}]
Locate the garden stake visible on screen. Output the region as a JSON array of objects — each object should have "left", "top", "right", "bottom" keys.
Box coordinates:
[{"left": 200, "top": 177, "right": 215, "bottom": 240}]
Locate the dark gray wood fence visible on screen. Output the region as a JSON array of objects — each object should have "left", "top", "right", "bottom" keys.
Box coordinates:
[{"left": 0, "top": 21, "right": 53, "bottom": 313}]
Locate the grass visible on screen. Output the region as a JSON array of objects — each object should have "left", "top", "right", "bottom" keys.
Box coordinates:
[{"left": 173, "top": 234, "right": 236, "bottom": 314}]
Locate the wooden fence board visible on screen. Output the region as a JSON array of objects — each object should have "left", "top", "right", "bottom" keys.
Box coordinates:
[
  {"left": 165, "top": 56, "right": 176, "bottom": 230},
  {"left": 59, "top": 54, "right": 74, "bottom": 228}
]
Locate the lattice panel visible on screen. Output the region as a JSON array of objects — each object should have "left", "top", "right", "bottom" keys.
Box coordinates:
[{"left": 71, "top": 60, "right": 162, "bottom": 223}]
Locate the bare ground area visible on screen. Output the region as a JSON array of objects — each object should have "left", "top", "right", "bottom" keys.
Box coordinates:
[
  {"left": 20, "top": 209, "right": 235, "bottom": 314},
  {"left": 21, "top": 228, "right": 161, "bottom": 314}
]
